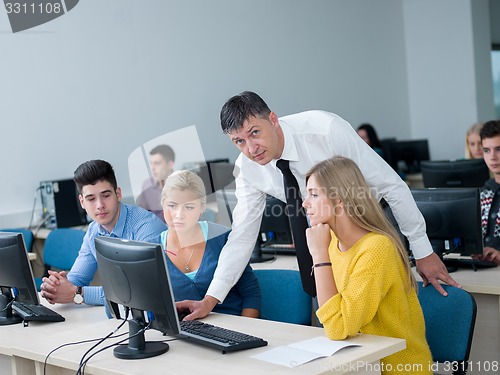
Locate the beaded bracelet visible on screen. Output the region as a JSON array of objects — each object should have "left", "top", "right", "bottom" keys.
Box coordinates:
[{"left": 310, "top": 262, "right": 332, "bottom": 276}]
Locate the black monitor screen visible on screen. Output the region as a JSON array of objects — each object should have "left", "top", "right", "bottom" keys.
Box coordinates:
[
  {"left": 0, "top": 232, "right": 39, "bottom": 325},
  {"left": 95, "top": 236, "right": 180, "bottom": 359},
  {"left": 411, "top": 188, "right": 482, "bottom": 257},
  {"left": 215, "top": 190, "right": 291, "bottom": 260},
  {"left": 195, "top": 161, "right": 235, "bottom": 202},
  {"left": 260, "top": 196, "right": 294, "bottom": 247},
  {"left": 420, "top": 159, "right": 490, "bottom": 188},
  {"left": 208, "top": 160, "right": 235, "bottom": 191},
  {"left": 388, "top": 139, "right": 430, "bottom": 174}
]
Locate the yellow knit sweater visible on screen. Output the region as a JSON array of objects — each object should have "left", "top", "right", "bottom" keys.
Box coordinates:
[{"left": 316, "top": 232, "right": 433, "bottom": 374}]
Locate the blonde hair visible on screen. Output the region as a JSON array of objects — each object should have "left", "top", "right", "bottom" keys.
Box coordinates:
[
  {"left": 465, "top": 122, "right": 483, "bottom": 159},
  {"left": 306, "top": 156, "right": 416, "bottom": 291},
  {"left": 161, "top": 170, "right": 207, "bottom": 208}
]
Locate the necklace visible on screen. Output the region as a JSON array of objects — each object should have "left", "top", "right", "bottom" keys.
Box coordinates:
[{"left": 175, "top": 247, "right": 195, "bottom": 272}]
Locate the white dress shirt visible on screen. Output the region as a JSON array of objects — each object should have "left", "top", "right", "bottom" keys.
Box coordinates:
[{"left": 207, "top": 110, "right": 432, "bottom": 302}]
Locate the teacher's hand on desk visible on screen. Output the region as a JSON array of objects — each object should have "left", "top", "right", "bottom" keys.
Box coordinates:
[
  {"left": 176, "top": 295, "right": 219, "bottom": 320},
  {"left": 40, "top": 270, "right": 77, "bottom": 304},
  {"left": 416, "top": 252, "right": 461, "bottom": 296}
]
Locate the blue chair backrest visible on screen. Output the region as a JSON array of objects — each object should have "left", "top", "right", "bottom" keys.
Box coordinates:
[
  {"left": 254, "top": 269, "right": 312, "bottom": 325},
  {"left": 44, "top": 228, "right": 85, "bottom": 270},
  {"left": 417, "top": 282, "right": 476, "bottom": 364},
  {"left": 1, "top": 228, "right": 34, "bottom": 252}
]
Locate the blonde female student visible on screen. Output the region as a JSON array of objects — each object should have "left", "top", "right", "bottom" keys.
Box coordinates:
[
  {"left": 303, "top": 156, "right": 432, "bottom": 374},
  {"left": 161, "top": 170, "right": 260, "bottom": 318}
]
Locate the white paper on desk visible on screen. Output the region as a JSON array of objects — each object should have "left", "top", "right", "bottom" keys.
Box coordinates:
[{"left": 251, "top": 337, "right": 360, "bottom": 368}]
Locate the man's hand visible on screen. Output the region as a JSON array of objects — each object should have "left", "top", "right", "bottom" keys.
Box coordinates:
[
  {"left": 175, "top": 295, "right": 219, "bottom": 321},
  {"left": 40, "top": 270, "right": 77, "bottom": 304},
  {"left": 416, "top": 252, "right": 461, "bottom": 296}
]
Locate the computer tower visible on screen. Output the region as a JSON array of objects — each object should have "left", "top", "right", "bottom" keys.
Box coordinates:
[{"left": 40, "top": 179, "right": 89, "bottom": 229}]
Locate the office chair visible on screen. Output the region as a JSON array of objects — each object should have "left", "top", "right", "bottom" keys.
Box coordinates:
[
  {"left": 0, "top": 228, "right": 34, "bottom": 252},
  {"left": 254, "top": 269, "right": 312, "bottom": 325},
  {"left": 34, "top": 228, "right": 86, "bottom": 291},
  {"left": 417, "top": 282, "right": 477, "bottom": 375}
]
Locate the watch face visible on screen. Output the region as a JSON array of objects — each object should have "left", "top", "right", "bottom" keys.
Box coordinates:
[{"left": 74, "top": 293, "right": 84, "bottom": 304}]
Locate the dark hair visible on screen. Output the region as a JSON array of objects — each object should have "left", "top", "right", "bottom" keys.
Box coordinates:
[
  {"left": 357, "top": 123, "right": 382, "bottom": 148},
  {"left": 480, "top": 120, "right": 500, "bottom": 141},
  {"left": 73, "top": 159, "right": 117, "bottom": 193},
  {"left": 220, "top": 91, "right": 271, "bottom": 134},
  {"left": 150, "top": 144, "right": 175, "bottom": 162}
]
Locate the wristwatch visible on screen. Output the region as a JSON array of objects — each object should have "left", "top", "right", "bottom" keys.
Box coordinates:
[{"left": 73, "top": 286, "right": 84, "bottom": 304}]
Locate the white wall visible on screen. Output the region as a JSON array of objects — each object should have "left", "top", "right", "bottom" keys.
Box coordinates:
[
  {"left": 0, "top": 0, "right": 495, "bottom": 227},
  {"left": 403, "top": 0, "right": 494, "bottom": 161}
]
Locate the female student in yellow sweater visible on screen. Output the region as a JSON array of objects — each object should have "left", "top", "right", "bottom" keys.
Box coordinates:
[{"left": 303, "top": 156, "right": 432, "bottom": 374}]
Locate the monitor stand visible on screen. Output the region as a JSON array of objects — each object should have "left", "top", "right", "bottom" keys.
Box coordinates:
[
  {"left": 250, "top": 240, "right": 274, "bottom": 264},
  {"left": 113, "top": 309, "right": 169, "bottom": 359},
  {"left": 0, "top": 290, "right": 22, "bottom": 326}
]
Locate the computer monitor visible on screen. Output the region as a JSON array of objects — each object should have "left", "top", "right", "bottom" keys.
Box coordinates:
[
  {"left": 95, "top": 236, "right": 180, "bottom": 359},
  {"left": 420, "top": 159, "right": 490, "bottom": 188},
  {"left": 388, "top": 139, "right": 430, "bottom": 174},
  {"left": 215, "top": 190, "right": 288, "bottom": 262},
  {"left": 207, "top": 160, "right": 235, "bottom": 191},
  {"left": 411, "top": 188, "right": 483, "bottom": 259},
  {"left": 259, "top": 196, "right": 294, "bottom": 248},
  {"left": 0, "top": 232, "right": 39, "bottom": 325},
  {"left": 193, "top": 161, "right": 235, "bottom": 203}
]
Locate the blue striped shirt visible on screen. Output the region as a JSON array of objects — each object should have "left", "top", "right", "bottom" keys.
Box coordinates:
[{"left": 67, "top": 203, "right": 166, "bottom": 306}]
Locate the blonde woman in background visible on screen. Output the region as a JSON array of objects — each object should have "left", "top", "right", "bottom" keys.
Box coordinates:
[
  {"left": 465, "top": 122, "right": 484, "bottom": 159},
  {"left": 303, "top": 156, "right": 432, "bottom": 374}
]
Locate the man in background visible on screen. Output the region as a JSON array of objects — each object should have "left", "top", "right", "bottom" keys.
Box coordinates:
[{"left": 136, "top": 144, "right": 175, "bottom": 220}]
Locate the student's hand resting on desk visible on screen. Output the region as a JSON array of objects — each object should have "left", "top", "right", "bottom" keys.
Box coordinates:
[
  {"left": 472, "top": 247, "right": 500, "bottom": 265},
  {"left": 416, "top": 252, "right": 461, "bottom": 296},
  {"left": 41, "top": 270, "right": 78, "bottom": 304},
  {"left": 175, "top": 295, "right": 219, "bottom": 320}
]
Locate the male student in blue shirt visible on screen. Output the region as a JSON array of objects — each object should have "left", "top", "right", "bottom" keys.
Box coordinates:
[{"left": 40, "top": 159, "right": 166, "bottom": 306}]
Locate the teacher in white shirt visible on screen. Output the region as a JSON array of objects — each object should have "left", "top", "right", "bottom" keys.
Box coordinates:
[{"left": 176, "top": 91, "right": 460, "bottom": 320}]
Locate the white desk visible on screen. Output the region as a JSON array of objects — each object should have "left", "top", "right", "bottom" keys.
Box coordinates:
[{"left": 0, "top": 299, "right": 404, "bottom": 375}]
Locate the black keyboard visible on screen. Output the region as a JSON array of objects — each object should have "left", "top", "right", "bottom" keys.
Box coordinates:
[
  {"left": 12, "top": 301, "right": 65, "bottom": 322},
  {"left": 179, "top": 320, "right": 267, "bottom": 353},
  {"left": 261, "top": 244, "right": 296, "bottom": 255},
  {"left": 444, "top": 257, "right": 498, "bottom": 271}
]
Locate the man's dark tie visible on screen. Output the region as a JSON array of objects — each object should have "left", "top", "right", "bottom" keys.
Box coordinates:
[{"left": 276, "top": 159, "right": 316, "bottom": 297}]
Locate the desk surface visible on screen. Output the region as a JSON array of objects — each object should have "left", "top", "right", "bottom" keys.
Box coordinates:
[
  {"left": 0, "top": 297, "right": 405, "bottom": 375},
  {"left": 411, "top": 263, "right": 500, "bottom": 296}
]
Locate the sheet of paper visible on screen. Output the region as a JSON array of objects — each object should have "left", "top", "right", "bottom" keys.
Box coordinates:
[
  {"left": 251, "top": 336, "right": 360, "bottom": 368},
  {"left": 289, "top": 336, "right": 359, "bottom": 356}
]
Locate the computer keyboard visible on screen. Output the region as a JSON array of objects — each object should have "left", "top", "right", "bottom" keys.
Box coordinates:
[
  {"left": 443, "top": 257, "right": 498, "bottom": 272},
  {"left": 261, "top": 243, "right": 296, "bottom": 255},
  {"left": 179, "top": 320, "right": 268, "bottom": 353},
  {"left": 12, "top": 301, "right": 65, "bottom": 322}
]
